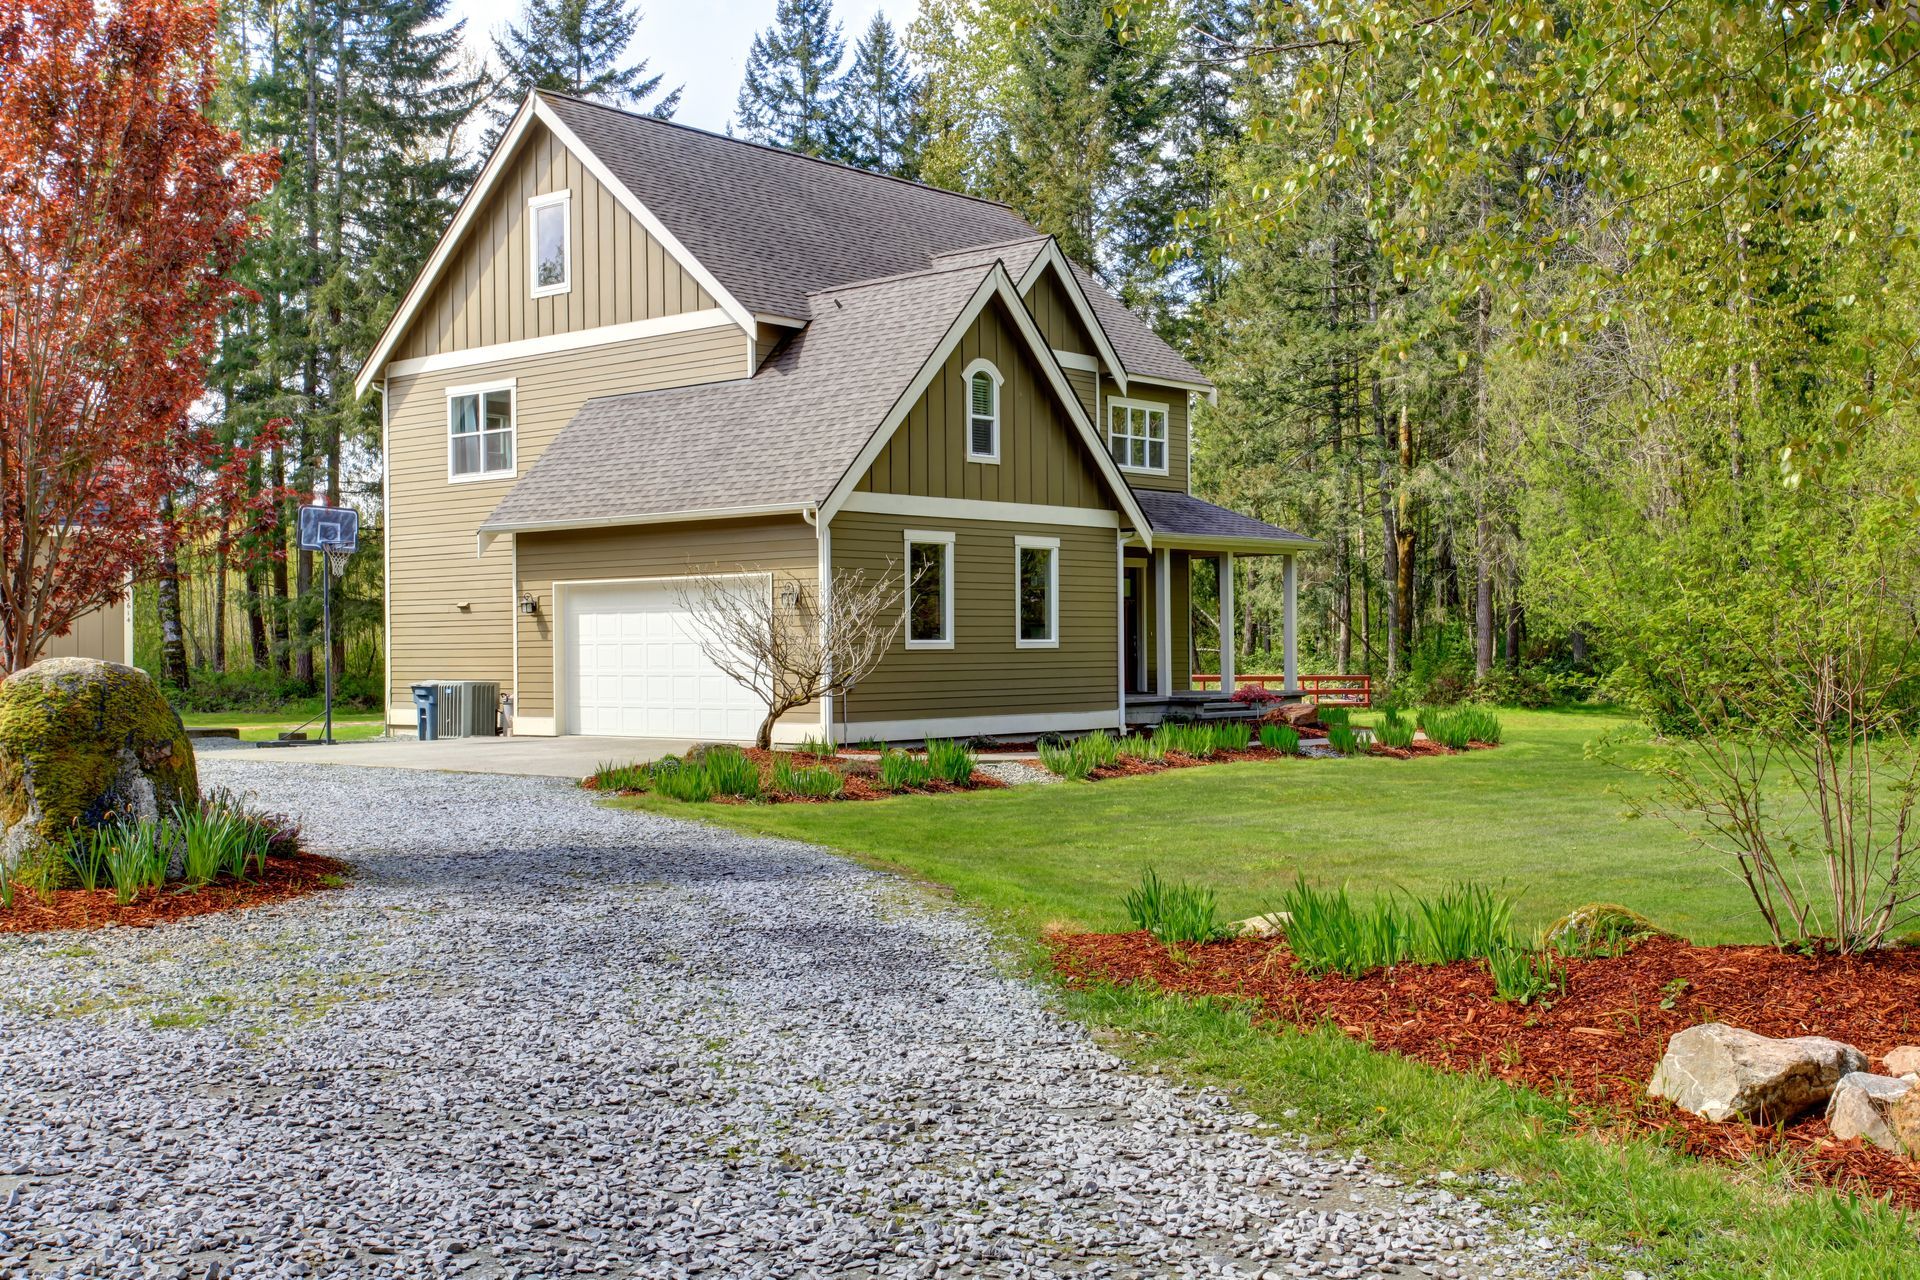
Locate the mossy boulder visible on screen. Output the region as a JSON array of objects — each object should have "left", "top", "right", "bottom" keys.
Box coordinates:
[
  {"left": 0, "top": 657, "right": 197, "bottom": 886},
  {"left": 1544, "top": 902, "right": 1670, "bottom": 957}
]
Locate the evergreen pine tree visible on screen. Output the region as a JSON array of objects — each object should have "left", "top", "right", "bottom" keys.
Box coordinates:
[
  {"left": 734, "top": 0, "right": 847, "bottom": 158},
  {"left": 491, "top": 0, "right": 681, "bottom": 133},
  {"left": 839, "top": 13, "right": 920, "bottom": 176}
]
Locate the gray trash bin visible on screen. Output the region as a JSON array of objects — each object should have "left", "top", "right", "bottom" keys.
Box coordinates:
[{"left": 412, "top": 683, "right": 441, "bottom": 741}]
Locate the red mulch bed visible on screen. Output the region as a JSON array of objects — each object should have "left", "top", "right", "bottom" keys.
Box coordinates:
[
  {"left": 0, "top": 850, "right": 350, "bottom": 935},
  {"left": 1051, "top": 931, "right": 1920, "bottom": 1209}
]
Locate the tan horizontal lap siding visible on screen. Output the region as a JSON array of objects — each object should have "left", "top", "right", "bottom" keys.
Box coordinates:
[
  {"left": 385, "top": 324, "right": 748, "bottom": 723},
  {"left": 833, "top": 512, "right": 1117, "bottom": 724},
  {"left": 514, "top": 517, "right": 820, "bottom": 731},
  {"left": 856, "top": 299, "right": 1109, "bottom": 508},
  {"left": 41, "top": 597, "right": 128, "bottom": 664},
  {"left": 397, "top": 122, "right": 715, "bottom": 361},
  {"left": 1101, "top": 374, "right": 1189, "bottom": 493}
]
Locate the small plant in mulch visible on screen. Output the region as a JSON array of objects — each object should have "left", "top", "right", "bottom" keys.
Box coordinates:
[
  {"left": 1123, "top": 868, "right": 1233, "bottom": 946},
  {"left": 585, "top": 741, "right": 996, "bottom": 804},
  {"left": 0, "top": 792, "right": 343, "bottom": 935}
]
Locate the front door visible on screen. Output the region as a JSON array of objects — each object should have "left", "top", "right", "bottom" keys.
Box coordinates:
[{"left": 1123, "top": 566, "right": 1147, "bottom": 694}]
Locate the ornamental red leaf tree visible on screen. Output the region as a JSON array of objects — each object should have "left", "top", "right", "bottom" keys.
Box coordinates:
[{"left": 0, "top": 0, "right": 281, "bottom": 672}]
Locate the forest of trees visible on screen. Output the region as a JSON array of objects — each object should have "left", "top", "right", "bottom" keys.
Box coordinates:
[{"left": 159, "top": 0, "right": 1920, "bottom": 725}]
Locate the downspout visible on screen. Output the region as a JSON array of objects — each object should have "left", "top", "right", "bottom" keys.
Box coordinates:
[{"left": 803, "top": 504, "right": 831, "bottom": 744}]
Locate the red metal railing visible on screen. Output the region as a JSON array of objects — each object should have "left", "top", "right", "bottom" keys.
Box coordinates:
[{"left": 1191, "top": 673, "right": 1373, "bottom": 708}]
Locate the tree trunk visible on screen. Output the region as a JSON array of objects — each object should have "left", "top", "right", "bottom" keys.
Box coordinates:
[
  {"left": 271, "top": 445, "right": 293, "bottom": 677},
  {"left": 1393, "top": 402, "right": 1415, "bottom": 668},
  {"left": 157, "top": 495, "right": 190, "bottom": 688},
  {"left": 247, "top": 562, "right": 271, "bottom": 672},
  {"left": 213, "top": 529, "right": 229, "bottom": 675},
  {"left": 1474, "top": 507, "right": 1493, "bottom": 680}
]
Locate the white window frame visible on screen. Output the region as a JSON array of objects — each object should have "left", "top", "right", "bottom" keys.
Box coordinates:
[
  {"left": 446, "top": 378, "right": 517, "bottom": 483},
  {"left": 528, "top": 189, "right": 572, "bottom": 299},
  {"left": 1108, "top": 397, "right": 1170, "bottom": 476},
  {"left": 903, "top": 529, "right": 955, "bottom": 650},
  {"left": 1014, "top": 535, "right": 1060, "bottom": 649},
  {"left": 962, "top": 358, "right": 1003, "bottom": 464}
]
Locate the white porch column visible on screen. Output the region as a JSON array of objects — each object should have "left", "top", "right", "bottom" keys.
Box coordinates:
[
  {"left": 1154, "top": 548, "right": 1172, "bottom": 698},
  {"left": 1282, "top": 553, "right": 1299, "bottom": 694},
  {"left": 1218, "top": 552, "right": 1235, "bottom": 697}
]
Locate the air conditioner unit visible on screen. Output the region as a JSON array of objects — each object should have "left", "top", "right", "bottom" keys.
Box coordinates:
[{"left": 435, "top": 681, "right": 500, "bottom": 738}]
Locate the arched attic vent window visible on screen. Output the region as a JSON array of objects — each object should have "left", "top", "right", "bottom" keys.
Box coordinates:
[{"left": 963, "top": 358, "right": 1002, "bottom": 463}]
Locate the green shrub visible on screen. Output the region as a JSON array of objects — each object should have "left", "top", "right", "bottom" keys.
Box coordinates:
[
  {"left": 1374, "top": 709, "right": 1416, "bottom": 750},
  {"left": 1278, "top": 880, "right": 1415, "bottom": 977},
  {"left": 1412, "top": 882, "right": 1519, "bottom": 964},
  {"left": 1123, "top": 868, "right": 1231, "bottom": 945},
  {"left": 63, "top": 832, "right": 107, "bottom": 892},
  {"left": 1118, "top": 732, "right": 1165, "bottom": 762},
  {"left": 1544, "top": 902, "right": 1668, "bottom": 957},
  {"left": 1156, "top": 722, "right": 1216, "bottom": 758},
  {"left": 101, "top": 820, "right": 167, "bottom": 904},
  {"left": 1074, "top": 731, "right": 1120, "bottom": 771},
  {"left": 702, "top": 746, "right": 761, "bottom": 798},
  {"left": 590, "top": 761, "right": 653, "bottom": 792},
  {"left": 772, "top": 756, "right": 844, "bottom": 798},
  {"left": 1421, "top": 705, "right": 1504, "bottom": 749},
  {"left": 1318, "top": 705, "right": 1352, "bottom": 729},
  {"left": 1038, "top": 739, "right": 1094, "bottom": 779},
  {"left": 173, "top": 804, "right": 245, "bottom": 886},
  {"left": 1327, "top": 725, "right": 1362, "bottom": 756},
  {"left": 1486, "top": 946, "right": 1563, "bottom": 1004},
  {"left": 649, "top": 756, "right": 715, "bottom": 803},
  {"left": 1214, "top": 723, "right": 1252, "bottom": 752},
  {"left": 924, "top": 738, "right": 977, "bottom": 786},
  {"left": 1259, "top": 723, "right": 1302, "bottom": 754},
  {"left": 879, "top": 749, "right": 935, "bottom": 790}
]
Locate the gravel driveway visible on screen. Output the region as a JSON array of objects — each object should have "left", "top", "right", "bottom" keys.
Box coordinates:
[{"left": 0, "top": 761, "right": 1588, "bottom": 1280}]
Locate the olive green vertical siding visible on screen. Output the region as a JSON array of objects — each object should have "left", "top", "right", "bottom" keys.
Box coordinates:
[
  {"left": 512, "top": 516, "right": 819, "bottom": 730},
  {"left": 832, "top": 511, "right": 1119, "bottom": 726},
  {"left": 855, "top": 299, "right": 1110, "bottom": 508},
  {"left": 395, "top": 122, "right": 716, "bottom": 362},
  {"left": 1100, "top": 374, "right": 1189, "bottom": 493},
  {"left": 1022, "top": 266, "right": 1099, "bottom": 357}
]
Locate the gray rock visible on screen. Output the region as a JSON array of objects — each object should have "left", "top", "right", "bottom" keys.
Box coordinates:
[
  {"left": 1825, "top": 1072, "right": 1914, "bottom": 1151},
  {"left": 1882, "top": 1045, "right": 1920, "bottom": 1078},
  {"left": 1647, "top": 1022, "right": 1867, "bottom": 1123}
]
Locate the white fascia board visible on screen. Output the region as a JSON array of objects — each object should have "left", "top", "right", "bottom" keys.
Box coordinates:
[
  {"left": 1018, "top": 240, "right": 1128, "bottom": 394},
  {"left": 532, "top": 97, "right": 758, "bottom": 339},
  {"left": 354, "top": 96, "right": 541, "bottom": 399},
  {"left": 1129, "top": 372, "right": 1218, "bottom": 402},
  {"left": 818, "top": 266, "right": 1153, "bottom": 548},
  {"left": 1153, "top": 533, "right": 1321, "bottom": 554}
]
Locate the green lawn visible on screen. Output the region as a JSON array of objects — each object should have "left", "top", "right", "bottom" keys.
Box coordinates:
[
  {"left": 179, "top": 709, "right": 386, "bottom": 743},
  {"left": 621, "top": 707, "right": 1759, "bottom": 944},
  {"left": 608, "top": 708, "right": 1919, "bottom": 1276}
]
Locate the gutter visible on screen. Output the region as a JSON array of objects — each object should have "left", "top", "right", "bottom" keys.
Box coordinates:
[{"left": 475, "top": 503, "right": 815, "bottom": 557}]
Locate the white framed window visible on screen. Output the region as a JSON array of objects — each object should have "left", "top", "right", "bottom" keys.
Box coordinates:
[
  {"left": 447, "top": 379, "right": 516, "bottom": 481},
  {"left": 962, "top": 358, "right": 1002, "bottom": 463},
  {"left": 904, "top": 530, "right": 954, "bottom": 649},
  {"left": 1014, "top": 535, "right": 1059, "bottom": 649},
  {"left": 528, "top": 190, "right": 571, "bottom": 298},
  {"left": 1108, "top": 398, "right": 1169, "bottom": 474}
]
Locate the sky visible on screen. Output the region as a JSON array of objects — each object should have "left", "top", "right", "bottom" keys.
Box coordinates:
[{"left": 452, "top": 0, "right": 924, "bottom": 134}]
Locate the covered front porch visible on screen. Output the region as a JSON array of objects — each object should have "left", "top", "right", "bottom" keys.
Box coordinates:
[{"left": 1119, "top": 490, "right": 1316, "bottom": 728}]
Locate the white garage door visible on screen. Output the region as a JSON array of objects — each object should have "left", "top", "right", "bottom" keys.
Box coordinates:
[{"left": 563, "top": 579, "right": 767, "bottom": 740}]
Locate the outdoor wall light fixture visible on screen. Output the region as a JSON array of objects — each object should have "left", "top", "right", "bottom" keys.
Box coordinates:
[{"left": 519, "top": 592, "right": 539, "bottom": 616}]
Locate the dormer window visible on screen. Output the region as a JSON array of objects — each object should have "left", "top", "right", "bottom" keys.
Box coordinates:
[
  {"left": 963, "top": 358, "right": 1002, "bottom": 463},
  {"left": 1109, "top": 398, "right": 1169, "bottom": 474},
  {"left": 529, "top": 190, "right": 571, "bottom": 298}
]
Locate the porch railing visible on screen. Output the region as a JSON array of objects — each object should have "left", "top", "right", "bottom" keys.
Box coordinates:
[{"left": 1191, "top": 673, "right": 1374, "bottom": 708}]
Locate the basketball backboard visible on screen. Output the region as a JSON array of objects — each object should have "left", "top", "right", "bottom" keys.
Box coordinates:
[{"left": 297, "top": 505, "right": 359, "bottom": 552}]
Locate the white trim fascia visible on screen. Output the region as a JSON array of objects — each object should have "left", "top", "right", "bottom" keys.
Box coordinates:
[
  {"left": 818, "top": 265, "right": 1153, "bottom": 547},
  {"left": 510, "top": 535, "right": 521, "bottom": 733},
  {"left": 960, "top": 357, "right": 1003, "bottom": 463},
  {"left": 527, "top": 189, "right": 572, "bottom": 299},
  {"left": 476, "top": 503, "right": 812, "bottom": 556},
  {"left": 812, "top": 508, "right": 834, "bottom": 743},
  {"left": 1107, "top": 395, "right": 1172, "bottom": 478},
  {"left": 121, "top": 577, "right": 135, "bottom": 667},
  {"left": 380, "top": 379, "right": 393, "bottom": 728},
  {"left": 513, "top": 715, "right": 558, "bottom": 737},
  {"left": 386, "top": 309, "right": 733, "bottom": 380},
  {"left": 1152, "top": 533, "right": 1320, "bottom": 554},
  {"left": 1017, "top": 240, "right": 1128, "bottom": 393},
  {"left": 844, "top": 708, "right": 1124, "bottom": 743},
  {"left": 354, "top": 96, "right": 541, "bottom": 399},
  {"left": 1154, "top": 546, "right": 1172, "bottom": 699},
  {"left": 1052, "top": 349, "right": 1099, "bottom": 373},
  {"left": 755, "top": 312, "right": 805, "bottom": 328},
  {"left": 446, "top": 379, "right": 518, "bottom": 484},
  {"left": 533, "top": 97, "right": 758, "bottom": 337},
  {"left": 1013, "top": 534, "right": 1060, "bottom": 650},
  {"left": 838, "top": 491, "right": 1118, "bottom": 529},
  {"left": 902, "top": 529, "right": 955, "bottom": 650},
  {"left": 1116, "top": 532, "right": 1127, "bottom": 729}
]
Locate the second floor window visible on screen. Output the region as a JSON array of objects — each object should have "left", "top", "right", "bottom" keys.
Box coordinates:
[
  {"left": 962, "top": 359, "right": 1002, "bottom": 462},
  {"left": 1109, "top": 400, "right": 1169, "bottom": 474},
  {"left": 529, "top": 191, "right": 571, "bottom": 298},
  {"left": 449, "top": 383, "right": 515, "bottom": 480}
]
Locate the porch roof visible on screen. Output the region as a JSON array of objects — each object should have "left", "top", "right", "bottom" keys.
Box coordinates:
[{"left": 1128, "top": 488, "right": 1317, "bottom": 553}]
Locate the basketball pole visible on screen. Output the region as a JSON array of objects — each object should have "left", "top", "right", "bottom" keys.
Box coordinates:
[{"left": 321, "top": 543, "right": 334, "bottom": 746}]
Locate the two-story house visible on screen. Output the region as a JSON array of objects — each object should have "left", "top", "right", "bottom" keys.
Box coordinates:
[{"left": 357, "top": 91, "right": 1312, "bottom": 744}]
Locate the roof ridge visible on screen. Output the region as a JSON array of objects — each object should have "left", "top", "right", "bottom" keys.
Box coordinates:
[
  {"left": 808, "top": 260, "right": 998, "bottom": 301},
  {"left": 930, "top": 233, "right": 1053, "bottom": 259},
  {"left": 536, "top": 90, "right": 1024, "bottom": 215}
]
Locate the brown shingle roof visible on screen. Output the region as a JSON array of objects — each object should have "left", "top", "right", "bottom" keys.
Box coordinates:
[
  {"left": 539, "top": 93, "right": 1208, "bottom": 388},
  {"left": 481, "top": 264, "right": 998, "bottom": 532}
]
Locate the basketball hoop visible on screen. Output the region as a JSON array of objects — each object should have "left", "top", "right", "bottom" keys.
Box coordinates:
[
  {"left": 325, "top": 544, "right": 352, "bottom": 580},
  {"left": 297, "top": 505, "right": 361, "bottom": 746}
]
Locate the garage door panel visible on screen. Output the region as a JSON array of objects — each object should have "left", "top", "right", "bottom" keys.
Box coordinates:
[{"left": 563, "top": 580, "right": 766, "bottom": 740}]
